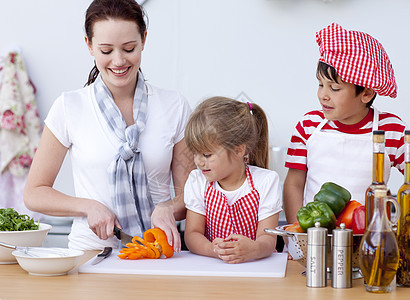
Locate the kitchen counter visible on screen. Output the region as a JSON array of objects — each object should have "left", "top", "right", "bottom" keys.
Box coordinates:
[{"left": 1, "top": 251, "right": 408, "bottom": 300}]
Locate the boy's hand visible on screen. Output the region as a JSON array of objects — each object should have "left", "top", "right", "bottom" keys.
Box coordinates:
[{"left": 214, "top": 234, "right": 255, "bottom": 264}]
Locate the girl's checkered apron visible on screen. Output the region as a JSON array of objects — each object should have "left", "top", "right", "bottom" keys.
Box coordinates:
[{"left": 204, "top": 166, "right": 260, "bottom": 241}]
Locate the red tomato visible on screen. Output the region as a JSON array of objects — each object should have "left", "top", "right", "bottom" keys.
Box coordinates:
[
  {"left": 285, "top": 221, "right": 305, "bottom": 233},
  {"left": 352, "top": 205, "right": 365, "bottom": 234},
  {"left": 336, "top": 200, "right": 363, "bottom": 228}
]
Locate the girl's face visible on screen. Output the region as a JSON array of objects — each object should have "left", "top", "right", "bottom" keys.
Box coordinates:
[
  {"left": 317, "top": 73, "right": 370, "bottom": 125},
  {"left": 86, "top": 18, "right": 146, "bottom": 95},
  {"left": 194, "top": 145, "right": 246, "bottom": 190}
]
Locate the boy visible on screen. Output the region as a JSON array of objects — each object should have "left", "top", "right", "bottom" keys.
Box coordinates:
[{"left": 283, "top": 23, "right": 406, "bottom": 223}]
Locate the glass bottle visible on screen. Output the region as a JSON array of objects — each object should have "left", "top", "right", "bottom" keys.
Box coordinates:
[
  {"left": 365, "top": 130, "right": 391, "bottom": 229},
  {"left": 397, "top": 130, "right": 410, "bottom": 286},
  {"left": 359, "top": 188, "right": 400, "bottom": 293}
]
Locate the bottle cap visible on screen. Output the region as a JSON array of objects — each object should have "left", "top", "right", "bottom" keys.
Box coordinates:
[
  {"left": 373, "top": 130, "right": 385, "bottom": 143},
  {"left": 332, "top": 223, "right": 353, "bottom": 246},
  {"left": 405, "top": 130, "right": 410, "bottom": 143},
  {"left": 307, "top": 222, "right": 328, "bottom": 245}
]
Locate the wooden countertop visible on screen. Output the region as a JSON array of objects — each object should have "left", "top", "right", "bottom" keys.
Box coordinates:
[{"left": 1, "top": 251, "right": 409, "bottom": 300}]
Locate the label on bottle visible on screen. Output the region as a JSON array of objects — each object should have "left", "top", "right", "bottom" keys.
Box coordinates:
[
  {"left": 405, "top": 143, "right": 410, "bottom": 162},
  {"left": 373, "top": 142, "right": 384, "bottom": 153}
]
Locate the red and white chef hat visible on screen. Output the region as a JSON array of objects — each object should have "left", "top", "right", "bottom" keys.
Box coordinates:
[{"left": 316, "top": 23, "right": 397, "bottom": 98}]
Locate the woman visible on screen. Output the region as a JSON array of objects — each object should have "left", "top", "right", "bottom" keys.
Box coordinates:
[{"left": 24, "top": 0, "right": 195, "bottom": 252}]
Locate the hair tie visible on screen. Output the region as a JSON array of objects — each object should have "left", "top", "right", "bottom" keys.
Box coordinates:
[{"left": 247, "top": 102, "right": 253, "bottom": 115}]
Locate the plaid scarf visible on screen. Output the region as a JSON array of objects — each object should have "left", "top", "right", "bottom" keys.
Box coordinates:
[{"left": 94, "top": 72, "right": 154, "bottom": 237}]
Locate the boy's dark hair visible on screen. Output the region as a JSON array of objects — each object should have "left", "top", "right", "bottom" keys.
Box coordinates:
[{"left": 316, "top": 61, "right": 376, "bottom": 107}]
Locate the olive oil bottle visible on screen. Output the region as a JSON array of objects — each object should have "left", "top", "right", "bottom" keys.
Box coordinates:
[
  {"left": 359, "top": 189, "right": 399, "bottom": 293},
  {"left": 365, "top": 131, "right": 391, "bottom": 229},
  {"left": 397, "top": 130, "right": 410, "bottom": 286}
]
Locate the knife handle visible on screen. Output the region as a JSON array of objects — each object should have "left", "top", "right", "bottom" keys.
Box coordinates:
[
  {"left": 97, "top": 246, "right": 112, "bottom": 257},
  {"left": 113, "top": 226, "right": 121, "bottom": 240}
]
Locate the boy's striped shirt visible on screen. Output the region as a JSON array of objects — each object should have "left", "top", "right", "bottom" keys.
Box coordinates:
[{"left": 285, "top": 108, "right": 406, "bottom": 173}]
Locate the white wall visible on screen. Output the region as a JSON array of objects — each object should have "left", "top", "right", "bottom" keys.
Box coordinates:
[{"left": 1, "top": 0, "right": 409, "bottom": 195}]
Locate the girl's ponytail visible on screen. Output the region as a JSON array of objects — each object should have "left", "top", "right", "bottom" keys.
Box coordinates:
[{"left": 248, "top": 103, "right": 269, "bottom": 169}]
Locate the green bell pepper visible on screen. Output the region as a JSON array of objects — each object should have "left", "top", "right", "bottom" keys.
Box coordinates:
[
  {"left": 314, "top": 182, "right": 351, "bottom": 216},
  {"left": 297, "top": 201, "right": 336, "bottom": 232}
]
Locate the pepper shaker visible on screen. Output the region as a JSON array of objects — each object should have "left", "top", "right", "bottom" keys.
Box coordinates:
[
  {"left": 332, "top": 223, "right": 352, "bottom": 288},
  {"left": 307, "top": 222, "right": 328, "bottom": 288}
]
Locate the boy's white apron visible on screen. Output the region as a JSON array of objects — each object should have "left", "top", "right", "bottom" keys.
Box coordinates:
[
  {"left": 304, "top": 108, "right": 390, "bottom": 205},
  {"left": 204, "top": 166, "right": 260, "bottom": 241}
]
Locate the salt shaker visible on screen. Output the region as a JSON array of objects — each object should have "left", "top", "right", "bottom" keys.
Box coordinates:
[
  {"left": 332, "top": 223, "right": 352, "bottom": 288},
  {"left": 307, "top": 222, "right": 328, "bottom": 287}
]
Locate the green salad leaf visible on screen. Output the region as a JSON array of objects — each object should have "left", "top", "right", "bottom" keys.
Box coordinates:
[{"left": 0, "top": 208, "right": 39, "bottom": 231}]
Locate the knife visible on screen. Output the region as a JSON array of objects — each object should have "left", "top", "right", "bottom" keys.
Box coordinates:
[
  {"left": 113, "top": 226, "right": 135, "bottom": 247},
  {"left": 91, "top": 246, "right": 112, "bottom": 265}
]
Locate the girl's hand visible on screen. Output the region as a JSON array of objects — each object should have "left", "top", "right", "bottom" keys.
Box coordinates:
[
  {"left": 86, "top": 200, "right": 119, "bottom": 240},
  {"left": 214, "top": 234, "right": 255, "bottom": 264},
  {"left": 211, "top": 238, "right": 224, "bottom": 257}
]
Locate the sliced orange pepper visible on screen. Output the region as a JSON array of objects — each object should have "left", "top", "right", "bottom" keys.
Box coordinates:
[
  {"left": 144, "top": 228, "right": 174, "bottom": 258},
  {"left": 117, "top": 228, "right": 174, "bottom": 260},
  {"left": 132, "top": 236, "right": 148, "bottom": 246},
  {"left": 117, "top": 253, "right": 129, "bottom": 259},
  {"left": 146, "top": 243, "right": 161, "bottom": 258}
]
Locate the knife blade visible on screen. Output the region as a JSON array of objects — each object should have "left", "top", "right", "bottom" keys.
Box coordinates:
[
  {"left": 91, "top": 246, "right": 112, "bottom": 265},
  {"left": 113, "top": 226, "right": 134, "bottom": 247}
]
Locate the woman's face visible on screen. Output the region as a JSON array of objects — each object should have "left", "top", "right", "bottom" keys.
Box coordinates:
[{"left": 86, "top": 18, "right": 146, "bottom": 95}]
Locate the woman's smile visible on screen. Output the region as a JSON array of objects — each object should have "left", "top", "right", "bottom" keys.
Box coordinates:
[{"left": 110, "top": 66, "right": 130, "bottom": 76}]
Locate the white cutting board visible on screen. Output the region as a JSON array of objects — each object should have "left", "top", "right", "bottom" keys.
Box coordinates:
[{"left": 79, "top": 250, "right": 288, "bottom": 278}]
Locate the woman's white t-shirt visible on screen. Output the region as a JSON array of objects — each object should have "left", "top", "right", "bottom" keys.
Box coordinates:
[
  {"left": 184, "top": 165, "right": 283, "bottom": 221},
  {"left": 45, "top": 82, "right": 191, "bottom": 250}
]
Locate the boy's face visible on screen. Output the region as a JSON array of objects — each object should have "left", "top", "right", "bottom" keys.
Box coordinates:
[{"left": 317, "top": 73, "right": 369, "bottom": 125}]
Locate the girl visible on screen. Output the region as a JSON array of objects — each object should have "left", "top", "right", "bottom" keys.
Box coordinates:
[
  {"left": 24, "top": 0, "right": 195, "bottom": 251},
  {"left": 183, "top": 97, "right": 282, "bottom": 264}
]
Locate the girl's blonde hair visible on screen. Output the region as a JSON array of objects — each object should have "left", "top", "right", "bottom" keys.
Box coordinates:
[{"left": 185, "top": 97, "right": 269, "bottom": 169}]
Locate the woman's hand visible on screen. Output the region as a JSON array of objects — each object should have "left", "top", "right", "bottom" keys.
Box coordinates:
[
  {"left": 86, "top": 200, "right": 120, "bottom": 240},
  {"left": 25, "top": 126, "right": 123, "bottom": 242},
  {"left": 151, "top": 203, "right": 181, "bottom": 252},
  {"left": 214, "top": 234, "right": 255, "bottom": 264}
]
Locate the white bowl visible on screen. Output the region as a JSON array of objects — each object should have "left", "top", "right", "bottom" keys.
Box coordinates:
[
  {"left": 12, "top": 248, "right": 84, "bottom": 276},
  {"left": 0, "top": 223, "right": 52, "bottom": 264}
]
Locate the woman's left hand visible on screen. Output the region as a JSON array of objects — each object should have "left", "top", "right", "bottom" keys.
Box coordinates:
[
  {"left": 214, "top": 234, "right": 255, "bottom": 264},
  {"left": 151, "top": 203, "right": 181, "bottom": 252}
]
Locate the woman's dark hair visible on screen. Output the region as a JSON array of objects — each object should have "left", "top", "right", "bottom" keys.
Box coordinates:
[
  {"left": 316, "top": 61, "right": 376, "bottom": 107},
  {"left": 84, "top": 0, "right": 148, "bottom": 86}
]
